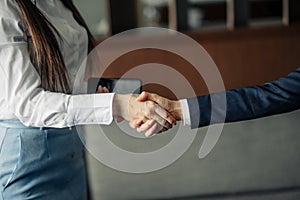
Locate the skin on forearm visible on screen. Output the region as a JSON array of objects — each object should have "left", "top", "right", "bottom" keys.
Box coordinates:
[
  {"left": 170, "top": 100, "right": 182, "bottom": 121},
  {"left": 112, "top": 94, "right": 130, "bottom": 120}
]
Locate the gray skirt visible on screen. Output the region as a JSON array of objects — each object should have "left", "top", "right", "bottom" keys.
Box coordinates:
[{"left": 0, "top": 120, "right": 87, "bottom": 200}]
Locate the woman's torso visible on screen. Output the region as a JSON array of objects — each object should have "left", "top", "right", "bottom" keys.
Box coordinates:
[{"left": 0, "top": 0, "right": 88, "bottom": 120}]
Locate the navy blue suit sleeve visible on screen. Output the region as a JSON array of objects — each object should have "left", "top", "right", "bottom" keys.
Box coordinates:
[{"left": 187, "top": 68, "right": 300, "bottom": 129}]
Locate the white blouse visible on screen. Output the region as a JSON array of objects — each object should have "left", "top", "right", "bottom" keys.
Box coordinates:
[{"left": 0, "top": 0, "right": 114, "bottom": 128}]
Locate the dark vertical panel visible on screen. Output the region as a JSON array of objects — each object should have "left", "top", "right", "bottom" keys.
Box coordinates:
[
  {"left": 289, "top": 0, "right": 300, "bottom": 23},
  {"left": 176, "top": 0, "right": 189, "bottom": 31},
  {"left": 234, "top": 0, "right": 249, "bottom": 27},
  {"left": 108, "top": 0, "right": 137, "bottom": 35}
]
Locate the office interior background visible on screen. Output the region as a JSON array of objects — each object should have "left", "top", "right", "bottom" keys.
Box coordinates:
[{"left": 73, "top": 0, "right": 300, "bottom": 199}]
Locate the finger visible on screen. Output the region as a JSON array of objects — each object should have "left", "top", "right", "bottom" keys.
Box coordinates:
[
  {"left": 142, "top": 102, "right": 173, "bottom": 129},
  {"left": 146, "top": 93, "right": 174, "bottom": 115},
  {"left": 137, "top": 119, "right": 155, "bottom": 132},
  {"left": 136, "top": 91, "right": 148, "bottom": 102},
  {"left": 145, "top": 123, "right": 159, "bottom": 137},
  {"left": 116, "top": 116, "right": 124, "bottom": 123},
  {"left": 158, "top": 127, "right": 168, "bottom": 133},
  {"left": 144, "top": 92, "right": 159, "bottom": 103},
  {"left": 154, "top": 105, "right": 176, "bottom": 125},
  {"left": 151, "top": 113, "right": 173, "bottom": 130},
  {"left": 97, "top": 85, "right": 104, "bottom": 93},
  {"left": 129, "top": 119, "right": 143, "bottom": 128},
  {"left": 152, "top": 124, "right": 166, "bottom": 134},
  {"left": 129, "top": 121, "right": 137, "bottom": 128},
  {"left": 103, "top": 87, "right": 109, "bottom": 93},
  {"left": 143, "top": 123, "right": 169, "bottom": 136}
]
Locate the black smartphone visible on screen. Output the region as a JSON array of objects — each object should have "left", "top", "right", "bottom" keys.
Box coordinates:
[{"left": 87, "top": 78, "right": 142, "bottom": 94}]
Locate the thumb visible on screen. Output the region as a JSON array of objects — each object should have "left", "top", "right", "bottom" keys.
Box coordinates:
[
  {"left": 116, "top": 116, "right": 124, "bottom": 123},
  {"left": 136, "top": 91, "right": 149, "bottom": 102}
]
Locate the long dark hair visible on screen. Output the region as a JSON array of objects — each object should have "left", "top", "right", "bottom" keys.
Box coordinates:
[{"left": 15, "top": 0, "right": 95, "bottom": 94}]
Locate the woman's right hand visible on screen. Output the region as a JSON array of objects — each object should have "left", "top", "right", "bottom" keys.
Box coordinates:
[
  {"left": 112, "top": 94, "right": 176, "bottom": 131},
  {"left": 130, "top": 92, "right": 182, "bottom": 137}
]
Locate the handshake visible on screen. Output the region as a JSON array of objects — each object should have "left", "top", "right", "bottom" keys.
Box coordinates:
[
  {"left": 98, "top": 86, "right": 182, "bottom": 137},
  {"left": 96, "top": 66, "right": 298, "bottom": 139}
]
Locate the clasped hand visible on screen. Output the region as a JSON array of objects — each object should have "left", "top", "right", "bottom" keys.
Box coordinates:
[{"left": 98, "top": 86, "right": 182, "bottom": 137}]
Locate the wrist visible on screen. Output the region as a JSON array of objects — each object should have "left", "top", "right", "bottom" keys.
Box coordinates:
[
  {"left": 170, "top": 100, "right": 182, "bottom": 121},
  {"left": 113, "top": 94, "right": 131, "bottom": 119}
]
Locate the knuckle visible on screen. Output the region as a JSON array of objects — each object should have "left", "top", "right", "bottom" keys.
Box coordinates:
[{"left": 164, "top": 112, "right": 169, "bottom": 119}]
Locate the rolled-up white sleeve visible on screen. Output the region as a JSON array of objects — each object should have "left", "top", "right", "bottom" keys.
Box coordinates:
[
  {"left": 68, "top": 93, "right": 114, "bottom": 126},
  {"left": 0, "top": 44, "right": 114, "bottom": 128}
]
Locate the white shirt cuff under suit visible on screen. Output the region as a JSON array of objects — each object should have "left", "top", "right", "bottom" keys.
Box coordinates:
[{"left": 180, "top": 99, "right": 191, "bottom": 126}]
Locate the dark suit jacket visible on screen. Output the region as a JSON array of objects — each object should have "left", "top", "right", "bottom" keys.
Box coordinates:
[{"left": 187, "top": 68, "right": 300, "bottom": 129}]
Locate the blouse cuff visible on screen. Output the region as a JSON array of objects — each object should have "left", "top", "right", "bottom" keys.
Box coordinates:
[{"left": 67, "top": 93, "right": 115, "bottom": 126}]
